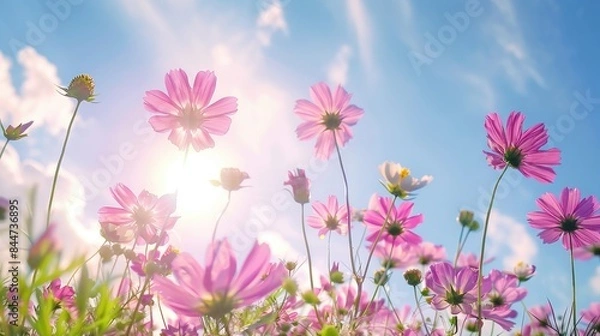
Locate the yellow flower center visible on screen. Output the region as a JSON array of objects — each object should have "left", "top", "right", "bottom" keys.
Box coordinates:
[
  {"left": 198, "top": 293, "right": 236, "bottom": 319},
  {"left": 400, "top": 167, "right": 411, "bottom": 179}
]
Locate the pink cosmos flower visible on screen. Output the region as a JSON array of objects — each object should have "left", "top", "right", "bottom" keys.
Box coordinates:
[
  {"left": 371, "top": 241, "right": 418, "bottom": 269},
  {"left": 581, "top": 302, "right": 600, "bottom": 334},
  {"left": 483, "top": 111, "right": 561, "bottom": 183},
  {"left": 43, "top": 279, "right": 77, "bottom": 319},
  {"left": 153, "top": 239, "right": 286, "bottom": 319},
  {"left": 426, "top": 262, "right": 488, "bottom": 315},
  {"left": 481, "top": 307, "right": 518, "bottom": 331},
  {"left": 98, "top": 183, "right": 178, "bottom": 245},
  {"left": 363, "top": 194, "right": 424, "bottom": 246},
  {"left": 144, "top": 69, "right": 238, "bottom": 151},
  {"left": 131, "top": 246, "right": 179, "bottom": 278},
  {"left": 307, "top": 195, "right": 350, "bottom": 238},
  {"left": 478, "top": 270, "right": 526, "bottom": 330},
  {"left": 284, "top": 168, "right": 310, "bottom": 204},
  {"left": 414, "top": 241, "right": 446, "bottom": 266},
  {"left": 527, "top": 187, "right": 600, "bottom": 250},
  {"left": 523, "top": 304, "right": 556, "bottom": 335},
  {"left": 574, "top": 244, "right": 600, "bottom": 260},
  {"left": 456, "top": 252, "right": 494, "bottom": 270},
  {"left": 161, "top": 317, "right": 201, "bottom": 336},
  {"left": 294, "top": 82, "right": 364, "bottom": 160}
]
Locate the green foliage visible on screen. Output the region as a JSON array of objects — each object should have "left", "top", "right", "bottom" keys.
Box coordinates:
[{"left": 319, "top": 325, "right": 340, "bottom": 336}]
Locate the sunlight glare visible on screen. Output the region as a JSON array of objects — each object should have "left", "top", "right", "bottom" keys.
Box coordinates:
[{"left": 164, "top": 151, "right": 228, "bottom": 224}]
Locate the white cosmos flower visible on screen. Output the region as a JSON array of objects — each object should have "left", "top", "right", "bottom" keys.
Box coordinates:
[{"left": 379, "top": 161, "right": 433, "bottom": 199}]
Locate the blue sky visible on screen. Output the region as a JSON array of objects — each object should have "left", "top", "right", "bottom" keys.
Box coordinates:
[{"left": 1, "top": 0, "right": 599, "bottom": 331}]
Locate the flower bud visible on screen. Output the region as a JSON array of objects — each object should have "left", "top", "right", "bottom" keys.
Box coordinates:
[
  {"left": 98, "top": 245, "right": 114, "bottom": 262},
  {"left": 373, "top": 269, "right": 389, "bottom": 286},
  {"left": 282, "top": 278, "right": 298, "bottom": 296},
  {"left": 123, "top": 249, "right": 137, "bottom": 260},
  {"left": 457, "top": 210, "right": 475, "bottom": 227},
  {"left": 211, "top": 168, "right": 249, "bottom": 191},
  {"left": 465, "top": 318, "right": 482, "bottom": 332},
  {"left": 284, "top": 169, "right": 310, "bottom": 204},
  {"left": 111, "top": 244, "right": 124, "bottom": 255},
  {"left": 467, "top": 220, "right": 480, "bottom": 232},
  {"left": 3, "top": 121, "right": 33, "bottom": 141},
  {"left": 285, "top": 261, "right": 297, "bottom": 271},
  {"left": 403, "top": 269, "right": 422, "bottom": 286},
  {"left": 59, "top": 74, "right": 96, "bottom": 102},
  {"left": 513, "top": 261, "right": 536, "bottom": 283},
  {"left": 301, "top": 290, "right": 320, "bottom": 305},
  {"left": 27, "top": 224, "right": 60, "bottom": 270},
  {"left": 329, "top": 262, "right": 344, "bottom": 284}
]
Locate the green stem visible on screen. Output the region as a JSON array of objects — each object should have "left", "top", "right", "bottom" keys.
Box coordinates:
[
  {"left": 454, "top": 225, "right": 466, "bottom": 267},
  {"left": 300, "top": 203, "right": 315, "bottom": 290},
  {"left": 67, "top": 241, "right": 105, "bottom": 286},
  {"left": 354, "top": 225, "right": 368, "bottom": 264},
  {"left": 360, "top": 237, "right": 397, "bottom": 319},
  {"left": 46, "top": 100, "right": 82, "bottom": 228},
  {"left": 382, "top": 285, "right": 402, "bottom": 326},
  {"left": 327, "top": 231, "right": 332, "bottom": 272},
  {"left": 414, "top": 286, "right": 431, "bottom": 336},
  {"left": 124, "top": 278, "right": 150, "bottom": 336},
  {"left": 211, "top": 191, "right": 231, "bottom": 242},
  {"left": 569, "top": 234, "right": 577, "bottom": 335},
  {"left": 333, "top": 130, "right": 357, "bottom": 278},
  {"left": 0, "top": 139, "right": 9, "bottom": 161},
  {"left": 354, "top": 195, "right": 397, "bottom": 319},
  {"left": 477, "top": 165, "right": 509, "bottom": 335}
]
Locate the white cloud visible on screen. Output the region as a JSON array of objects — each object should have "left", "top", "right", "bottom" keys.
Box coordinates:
[
  {"left": 0, "top": 47, "right": 76, "bottom": 136},
  {"left": 257, "top": 230, "right": 299, "bottom": 261},
  {"left": 346, "top": 0, "right": 374, "bottom": 73},
  {"left": 487, "top": 209, "right": 538, "bottom": 270},
  {"left": 0, "top": 144, "right": 103, "bottom": 272},
  {"left": 327, "top": 45, "right": 352, "bottom": 86},
  {"left": 591, "top": 266, "right": 600, "bottom": 295},
  {"left": 114, "top": 2, "right": 318, "bottom": 260},
  {"left": 460, "top": 72, "right": 497, "bottom": 112},
  {"left": 256, "top": 0, "right": 289, "bottom": 46},
  {"left": 487, "top": 0, "right": 547, "bottom": 94},
  {"left": 395, "top": 0, "right": 422, "bottom": 52}
]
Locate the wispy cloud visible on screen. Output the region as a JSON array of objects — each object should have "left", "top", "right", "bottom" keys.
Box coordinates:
[
  {"left": 487, "top": 0, "right": 547, "bottom": 94},
  {"left": 0, "top": 47, "right": 75, "bottom": 136},
  {"left": 327, "top": 44, "right": 352, "bottom": 86},
  {"left": 395, "top": 0, "right": 421, "bottom": 52},
  {"left": 256, "top": 0, "right": 289, "bottom": 46},
  {"left": 460, "top": 72, "right": 497, "bottom": 112},
  {"left": 0, "top": 144, "right": 102, "bottom": 269},
  {"left": 591, "top": 266, "right": 600, "bottom": 295},
  {"left": 487, "top": 209, "right": 538, "bottom": 270},
  {"left": 345, "top": 0, "right": 374, "bottom": 74},
  {"left": 114, "top": 1, "right": 311, "bottom": 261}
]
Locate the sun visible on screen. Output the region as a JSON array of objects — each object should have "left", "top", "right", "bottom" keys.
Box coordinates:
[{"left": 163, "top": 151, "right": 229, "bottom": 223}]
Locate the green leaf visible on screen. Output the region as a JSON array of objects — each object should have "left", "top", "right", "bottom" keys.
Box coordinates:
[{"left": 319, "top": 325, "right": 340, "bottom": 336}]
